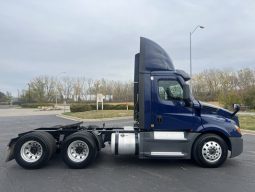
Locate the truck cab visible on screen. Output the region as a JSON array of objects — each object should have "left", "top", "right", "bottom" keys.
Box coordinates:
[
  {"left": 133, "top": 37, "right": 243, "bottom": 167},
  {"left": 6, "top": 37, "right": 243, "bottom": 169}
]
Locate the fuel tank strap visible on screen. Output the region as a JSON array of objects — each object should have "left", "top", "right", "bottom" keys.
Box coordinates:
[
  {"left": 115, "top": 133, "right": 119, "bottom": 155},
  {"left": 135, "top": 133, "right": 139, "bottom": 155}
]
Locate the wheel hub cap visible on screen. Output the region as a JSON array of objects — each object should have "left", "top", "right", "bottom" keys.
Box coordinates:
[
  {"left": 75, "top": 146, "right": 84, "bottom": 154},
  {"left": 20, "top": 141, "right": 43, "bottom": 163},
  {"left": 30, "top": 146, "right": 38, "bottom": 154},
  {"left": 209, "top": 148, "right": 216, "bottom": 155},
  {"left": 202, "top": 141, "right": 222, "bottom": 163},
  {"left": 67, "top": 140, "right": 89, "bottom": 163}
]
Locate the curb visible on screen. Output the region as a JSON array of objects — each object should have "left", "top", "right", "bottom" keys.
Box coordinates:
[
  {"left": 239, "top": 112, "right": 255, "bottom": 116},
  {"left": 56, "top": 114, "right": 133, "bottom": 122},
  {"left": 241, "top": 129, "right": 255, "bottom": 135}
]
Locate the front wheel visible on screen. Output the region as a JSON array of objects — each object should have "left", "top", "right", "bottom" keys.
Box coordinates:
[{"left": 192, "top": 134, "right": 228, "bottom": 168}]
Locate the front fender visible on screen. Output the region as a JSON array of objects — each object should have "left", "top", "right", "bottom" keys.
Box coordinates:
[{"left": 196, "top": 124, "right": 230, "bottom": 137}]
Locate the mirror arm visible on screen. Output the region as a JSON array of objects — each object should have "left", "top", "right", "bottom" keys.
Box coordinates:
[{"left": 183, "top": 98, "right": 192, "bottom": 107}]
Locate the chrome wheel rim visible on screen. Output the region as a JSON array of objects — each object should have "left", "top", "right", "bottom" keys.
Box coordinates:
[
  {"left": 20, "top": 141, "right": 43, "bottom": 163},
  {"left": 67, "top": 140, "right": 89, "bottom": 163},
  {"left": 202, "top": 141, "right": 222, "bottom": 163}
]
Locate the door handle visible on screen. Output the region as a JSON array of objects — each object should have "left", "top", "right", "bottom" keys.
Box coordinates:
[{"left": 157, "top": 115, "right": 163, "bottom": 124}]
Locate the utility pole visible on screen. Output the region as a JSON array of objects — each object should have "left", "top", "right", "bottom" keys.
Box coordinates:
[
  {"left": 189, "top": 25, "right": 205, "bottom": 92},
  {"left": 27, "top": 83, "right": 31, "bottom": 103}
]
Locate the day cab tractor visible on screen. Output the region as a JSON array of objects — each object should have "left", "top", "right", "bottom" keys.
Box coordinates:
[{"left": 6, "top": 37, "right": 243, "bottom": 169}]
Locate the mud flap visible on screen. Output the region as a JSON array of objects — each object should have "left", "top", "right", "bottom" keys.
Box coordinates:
[{"left": 5, "top": 137, "right": 18, "bottom": 162}]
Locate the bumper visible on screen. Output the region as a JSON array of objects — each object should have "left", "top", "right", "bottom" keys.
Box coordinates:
[{"left": 229, "top": 137, "right": 243, "bottom": 158}]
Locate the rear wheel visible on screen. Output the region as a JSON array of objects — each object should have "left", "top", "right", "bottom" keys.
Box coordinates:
[
  {"left": 192, "top": 134, "right": 228, "bottom": 168},
  {"left": 61, "top": 132, "right": 97, "bottom": 169},
  {"left": 14, "top": 131, "right": 56, "bottom": 169}
]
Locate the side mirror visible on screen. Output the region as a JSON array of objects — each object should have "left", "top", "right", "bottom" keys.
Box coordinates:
[
  {"left": 183, "top": 84, "right": 191, "bottom": 100},
  {"left": 233, "top": 104, "right": 240, "bottom": 111},
  {"left": 231, "top": 104, "right": 240, "bottom": 117},
  {"left": 183, "top": 84, "right": 192, "bottom": 107}
]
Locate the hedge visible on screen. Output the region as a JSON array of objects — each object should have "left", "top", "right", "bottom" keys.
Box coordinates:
[
  {"left": 70, "top": 103, "right": 134, "bottom": 112},
  {"left": 70, "top": 104, "right": 92, "bottom": 112},
  {"left": 20, "top": 103, "right": 54, "bottom": 108}
]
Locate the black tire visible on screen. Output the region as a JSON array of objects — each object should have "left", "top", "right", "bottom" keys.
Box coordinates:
[
  {"left": 61, "top": 131, "right": 97, "bottom": 169},
  {"left": 14, "top": 131, "right": 55, "bottom": 169},
  {"left": 192, "top": 134, "right": 228, "bottom": 168},
  {"left": 36, "top": 131, "right": 57, "bottom": 158}
]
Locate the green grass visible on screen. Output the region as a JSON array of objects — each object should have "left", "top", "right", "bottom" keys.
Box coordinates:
[
  {"left": 238, "top": 115, "right": 255, "bottom": 131},
  {"left": 64, "top": 110, "right": 133, "bottom": 119}
]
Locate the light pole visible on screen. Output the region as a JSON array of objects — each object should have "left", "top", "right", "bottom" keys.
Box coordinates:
[
  {"left": 190, "top": 25, "right": 205, "bottom": 92},
  {"left": 27, "top": 83, "right": 31, "bottom": 103},
  {"left": 55, "top": 72, "right": 66, "bottom": 107}
]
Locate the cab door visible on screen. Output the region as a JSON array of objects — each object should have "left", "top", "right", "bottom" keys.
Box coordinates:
[{"left": 151, "top": 75, "right": 201, "bottom": 131}]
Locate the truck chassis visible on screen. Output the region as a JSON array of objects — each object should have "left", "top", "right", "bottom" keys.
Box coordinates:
[{"left": 6, "top": 121, "right": 242, "bottom": 169}]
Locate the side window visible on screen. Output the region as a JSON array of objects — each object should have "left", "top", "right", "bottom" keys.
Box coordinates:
[{"left": 158, "top": 80, "right": 183, "bottom": 101}]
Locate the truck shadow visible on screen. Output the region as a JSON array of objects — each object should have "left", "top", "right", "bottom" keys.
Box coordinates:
[
  {"left": 45, "top": 149, "right": 196, "bottom": 170},
  {"left": 95, "top": 150, "right": 196, "bottom": 168},
  {"left": 47, "top": 145, "right": 239, "bottom": 170},
  {"left": 9, "top": 145, "right": 238, "bottom": 170}
]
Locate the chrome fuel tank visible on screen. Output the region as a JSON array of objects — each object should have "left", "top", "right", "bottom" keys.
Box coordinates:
[{"left": 111, "top": 132, "right": 139, "bottom": 155}]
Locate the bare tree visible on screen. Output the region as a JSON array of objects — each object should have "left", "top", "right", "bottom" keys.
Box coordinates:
[
  {"left": 59, "top": 77, "right": 74, "bottom": 103},
  {"left": 73, "top": 77, "right": 87, "bottom": 102}
]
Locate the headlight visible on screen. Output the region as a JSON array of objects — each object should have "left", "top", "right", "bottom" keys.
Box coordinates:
[{"left": 234, "top": 125, "right": 242, "bottom": 134}]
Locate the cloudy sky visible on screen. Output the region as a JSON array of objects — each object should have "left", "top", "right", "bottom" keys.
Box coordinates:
[{"left": 0, "top": 0, "right": 254, "bottom": 95}]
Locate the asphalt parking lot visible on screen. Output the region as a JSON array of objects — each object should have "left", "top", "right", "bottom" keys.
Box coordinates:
[{"left": 0, "top": 115, "right": 255, "bottom": 192}]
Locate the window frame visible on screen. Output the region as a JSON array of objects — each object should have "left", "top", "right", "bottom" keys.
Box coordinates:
[{"left": 157, "top": 78, "right": 184, "bottom": 102}]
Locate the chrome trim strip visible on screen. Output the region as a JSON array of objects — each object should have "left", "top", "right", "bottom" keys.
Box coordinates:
[
  {"left": 123, "top": 126, "right": 134, "bottom": 131},
  {"left": 154, "top": 132, "right": 186, "bottom": 140},
  {"left": 150, "top": 152, "right": 185, "bottom": 156}
]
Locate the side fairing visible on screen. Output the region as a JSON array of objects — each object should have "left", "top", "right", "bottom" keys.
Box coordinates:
[{"left": 135, "top": 37, "right": 175, "bottom": 129}]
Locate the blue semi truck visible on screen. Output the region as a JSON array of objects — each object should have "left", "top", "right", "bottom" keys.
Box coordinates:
[{"left": 6, "top": 37, "right": 243, "bottom": 169}]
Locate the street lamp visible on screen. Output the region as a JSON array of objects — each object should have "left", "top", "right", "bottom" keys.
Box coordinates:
[
  {"left": 189, "top": 25, "right": 205, "bottom": 92},
  {"left": 27, "top": 83, "right": 31, "bottom": 103},
  {"left": 55, "top": 72, "right": 66, "bottom": 107}
]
